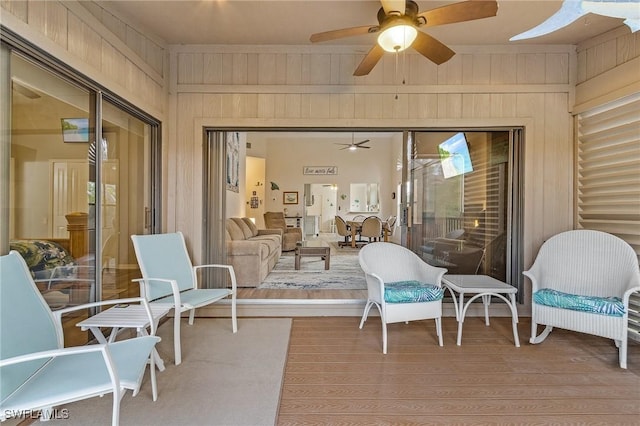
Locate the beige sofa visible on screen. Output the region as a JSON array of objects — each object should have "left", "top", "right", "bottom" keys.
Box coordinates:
[{"left": 225, "top": 218, "right": 282, "bottom": 287}]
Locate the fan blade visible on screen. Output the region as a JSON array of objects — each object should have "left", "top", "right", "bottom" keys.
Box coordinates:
[
  {"left": 381, "top": 0, "right": 406, "bottom": 15},
  {"left": 354, "top": 44, "right": 385, "bottom": 76},
  {"left": 355, "top": 139, "right": 371, "bottom": 146},
  {"left": 310, "top": 25, "right": 378, "bottom": 43},
  {"left": 412, "top": 31, "right": 455, "bottom": 65},
  {"left": 358, "top": 146, "right": 371, "bottom": 149},
  {"left": 334, "top": 143, "right": 352, "bottom": 146},
  {"left": 419, "top": 0, "right": 498, "bottom": 28},
  {"left": 510, "top": 1, "right": 584, "bottom": 41}
]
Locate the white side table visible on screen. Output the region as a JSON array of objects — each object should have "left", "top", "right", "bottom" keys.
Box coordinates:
[
  {"left": 442, "top": 274, "right": 520, "bottom": 347},
  {"left": 76, "top": 303, "right": 170, "bottom": 401}
]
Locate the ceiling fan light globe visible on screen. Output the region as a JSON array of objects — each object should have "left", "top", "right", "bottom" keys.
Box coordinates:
[
  {"left": 349, "top": 145, "right": 358, "bottom": 151},
  {"left": 377, "top": 24, "right": 417, "bottom": 52}
]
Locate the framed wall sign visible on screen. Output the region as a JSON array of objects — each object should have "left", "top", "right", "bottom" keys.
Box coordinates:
[
  {"left": 303, "top": 166, "right": 337, "bottom": 175},
  {"left": 283, "top": 191, "right": 298, "bottom": 204}
]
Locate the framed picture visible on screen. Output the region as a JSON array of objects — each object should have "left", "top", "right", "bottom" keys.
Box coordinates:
[
  {"left": 283, "top": 191, "right": 298, "bottom": 204},
  {"left": 226, "top": 132, "right": 239, "bottom": 193},
  {"left": 61, "top": 118, "right": 89, "bottom": 143}
]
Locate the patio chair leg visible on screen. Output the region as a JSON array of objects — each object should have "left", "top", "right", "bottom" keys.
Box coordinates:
[
  {"left": 619, "top": 339, "right": 627, "bottom": 369},
  {"left": 174, "top": 313, "right": 182, "bottom": 365},
  {"left": 530, "top": 323, "right": 553, "bottom": 344},
  {"left": 188, "top": 308, "right": 195, "bottom": 325},
  {"left": 359, "top": 300, "right": 374, "bottom": 329},
  {"left": 435, "top": 318, "right": 443, "bottom": 347},
  {"left": 382, "top": 321, "right": 388, "bottom": 354},
  {"left": 231, "top": 293, "right": 238, "bottom": 333}
]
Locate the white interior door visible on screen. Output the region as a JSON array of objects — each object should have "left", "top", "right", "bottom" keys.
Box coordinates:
[{"left": 51, "top": 160, "right": 89, "bottom": 238}]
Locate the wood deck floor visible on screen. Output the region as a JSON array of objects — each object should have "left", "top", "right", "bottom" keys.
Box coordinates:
[{"left": 277, "top": 316, "right": 640, "bottom": 425}]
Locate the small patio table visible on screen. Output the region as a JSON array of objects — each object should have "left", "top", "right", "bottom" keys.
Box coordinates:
[
  {"left": 76, "top": 303, "right": 170, "bottom": 401},
  {"left": 442, "top": 274, "right": 520, "bottom": 347}
]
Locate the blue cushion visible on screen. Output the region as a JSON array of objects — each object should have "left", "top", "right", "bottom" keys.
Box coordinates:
[
  {"left": 533, "top": 288, "right": 625, "bottom": 317},
  {"left": 384, "top": 280, "right": 444, "bottom": 304}
]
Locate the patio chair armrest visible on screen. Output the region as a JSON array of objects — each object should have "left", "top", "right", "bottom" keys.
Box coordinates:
[
  {"left": 416, "top": 265, "right": 447, "bottom": 287},
  {"left": 132, "top": 277, "right": 182, "bottom": 307},
  {"left": 0, "top": 343, "right": 111, "bottom": 368},
  {"left": 623, "top": 283, "right": 640, "bottom": 305},
  {"left": 193, "top": 264, "right": 238, "bottom": 291},
  {"left": 364, "top": 272, "right": 385, "bottom": 303}
]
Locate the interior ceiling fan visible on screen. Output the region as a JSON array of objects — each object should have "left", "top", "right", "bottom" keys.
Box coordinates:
[
  {"left": 336, "top": 138, "right": 371, "bottom": 151},
  {"left": 310, "top": 0, "right": 498, "bottom": 76}
]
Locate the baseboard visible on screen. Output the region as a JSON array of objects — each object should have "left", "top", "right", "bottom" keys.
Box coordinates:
[{"left": 195, "top": 299, "right": 522, "bottom": 318}]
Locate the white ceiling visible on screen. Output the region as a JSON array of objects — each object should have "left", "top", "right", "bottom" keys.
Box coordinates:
[{"left": 100, "top": 0, "right": 628, "bottom": 47}]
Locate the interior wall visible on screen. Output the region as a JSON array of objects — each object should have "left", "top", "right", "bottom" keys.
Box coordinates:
[{"left": 252, "top": 134, "right": 395, "bottom": 221}]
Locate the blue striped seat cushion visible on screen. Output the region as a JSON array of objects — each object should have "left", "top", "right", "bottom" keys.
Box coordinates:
[
  {"left": 533, "top": 288, "right": 625, "bottom": 317},
  {"left": 384, "top": 280, "right": 444, "bottom": 304}
]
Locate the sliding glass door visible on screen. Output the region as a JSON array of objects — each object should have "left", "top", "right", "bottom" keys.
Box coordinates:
[
  {"left": 3, "top": 45, "right": 160, "bottom": 346},
  {"left": 405, "top": 130, "right": 522, "bottom": 288}
]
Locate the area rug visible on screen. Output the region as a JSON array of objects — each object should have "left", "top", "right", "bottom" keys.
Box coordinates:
[
  {"left": 46, "top": 318, "right": 292, "bottom": 426},
  {"left": 258, "top": 251, "right": 366, "bottom": 290}
]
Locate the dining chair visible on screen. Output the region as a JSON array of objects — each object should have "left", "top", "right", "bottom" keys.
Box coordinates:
[
  {"left": 334, "top": 216, "right": 352, "bottom": 247},
  {"left": 360, "top": 216, "right": 383, "bottom": 243},
  {"left": 384, "top": 215, "right": 397, "bottom": 239}
]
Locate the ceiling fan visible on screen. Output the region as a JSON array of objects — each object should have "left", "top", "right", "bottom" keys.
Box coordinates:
[
  {"left": 336, "top": 138, "right": 371, "bottom": 151},
  {"left": 510, "top": 0, "right": 640, "bottom": 41},
  {"left": 309, "top": 0, "right": 498, "bottom": 76}
]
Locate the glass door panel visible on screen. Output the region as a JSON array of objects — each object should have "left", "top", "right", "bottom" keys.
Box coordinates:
[
  {"left": 9, "top": 53, "right": 93, "bottom": 345},
  {"left": 100, "top": 101, "right": 152, "bottom": 301},
  {"left": 408, "top": 131, "right": 510, "bottom": 281}
]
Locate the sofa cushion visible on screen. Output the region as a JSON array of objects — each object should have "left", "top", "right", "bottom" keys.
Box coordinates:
[
  {"left": 384, "top": 280, "right": 444, "bottom": 304},
  {"left": 241, "top": 218, "right": 259, "bottom": 237},
  {"left": 226, "top": 219, "right": 245, "bottom": 241},
  {"left": 231, "top": 218, "right": 254, "bottom": 240},
  {"left": 533, "top": 288, "right": 625, "bottom": 317}
]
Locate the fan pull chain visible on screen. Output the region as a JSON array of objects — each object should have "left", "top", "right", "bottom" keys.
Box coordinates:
[
  {"left": 394, "top": 48, "right": 399, "bottom": 100},
  {"left": 402, "top": 47, "right": 407, "bottom": 86}
]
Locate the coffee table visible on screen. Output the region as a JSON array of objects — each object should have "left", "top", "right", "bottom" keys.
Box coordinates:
[
  {"left": 295, "top": 240, "right": 330, "bottom": 270},
  {"left": 442, "top": 274, "right": 520, "bottom": 347}
]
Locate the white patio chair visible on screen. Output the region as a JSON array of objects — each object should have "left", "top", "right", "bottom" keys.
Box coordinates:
[
  {"left": 131, "top": 232, "right": 237, "bottom": 365},
  {"left": 358, "top": 242, "right": 447, "bottom": 353},
  {"left": 524, "top": 229, "right": 640, "bottom": 368},
  {"left": 0, "top": 251, "right": 159, "bottom": 426}
]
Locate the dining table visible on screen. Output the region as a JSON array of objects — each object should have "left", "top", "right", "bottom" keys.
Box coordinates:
[{"left": 346, "top": 218, "right": 390, "bottom": 248}]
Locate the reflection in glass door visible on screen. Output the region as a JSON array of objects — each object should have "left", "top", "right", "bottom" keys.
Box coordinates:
[
  {"left": 100, "top": 101, "right": 152, "bottom": 302},
  {"left": 407, "top": 131, "right": 514, "bottom": 283}
]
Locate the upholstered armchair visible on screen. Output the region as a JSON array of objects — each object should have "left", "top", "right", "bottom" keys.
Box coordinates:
[{"left": 264, "top": 211, "right": 303, "bottom": 251}]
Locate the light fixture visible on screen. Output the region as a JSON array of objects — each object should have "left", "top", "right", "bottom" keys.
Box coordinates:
[
  {"left": 377, "top": 18, "right": 417, "bottom": 52},
  {"left": 349, "top": 145, "right": 357, "bottom": 152}
]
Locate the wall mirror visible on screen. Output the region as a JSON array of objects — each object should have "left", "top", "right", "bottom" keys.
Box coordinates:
[{"left": 350, "top": 183, "right": 379, "bottom": 213}]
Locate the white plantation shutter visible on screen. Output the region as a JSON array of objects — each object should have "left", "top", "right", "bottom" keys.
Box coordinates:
[{"left": 576, "top": 92, "right": 640, "bottom": 341}]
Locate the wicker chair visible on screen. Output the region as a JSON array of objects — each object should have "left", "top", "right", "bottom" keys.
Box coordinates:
[
  {"left": 359, "top": 242, "right": 447, "bottom": 353},
  {"left": 524, "top": 229, "right": 640, "bottom": 368}
]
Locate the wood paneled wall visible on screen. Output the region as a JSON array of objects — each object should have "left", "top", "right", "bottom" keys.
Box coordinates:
[
  {"left": 0, "top": 0, "right": 166, "bottom": 117},
  {"left": 168, "top": 44, "right": 576, "bottom": 276}
]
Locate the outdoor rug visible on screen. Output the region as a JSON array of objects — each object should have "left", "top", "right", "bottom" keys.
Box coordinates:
[
  {"left": 45, "top": 318, "right": 292, "bottom": 426},
  {"left": 258, "top": 251, "right": 366, "bottom": 290}
]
